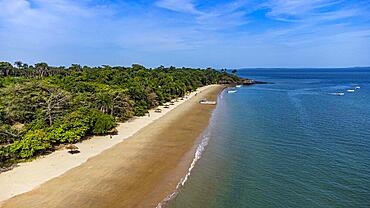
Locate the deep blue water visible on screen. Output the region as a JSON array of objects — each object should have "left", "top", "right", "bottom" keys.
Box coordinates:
[{"left": 167, "top": 68, "right": 370, "bottom": 208}]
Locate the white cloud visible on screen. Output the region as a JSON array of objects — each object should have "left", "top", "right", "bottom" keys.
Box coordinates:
[
  {"left": 156, "top": 0, "right": 201, "bottom": 14},
  {"left": 0, "top": 0, "right": 30, "bottom": 15},
  {"left": 266, "top": 0, "right": 341, "bottom": 17},
  {"left": 0, "top": 0, "right": 369, "bottom": 68}
]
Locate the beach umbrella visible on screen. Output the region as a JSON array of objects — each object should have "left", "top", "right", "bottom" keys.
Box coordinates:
[
  {"left": 108, "top": 128, "right": 118, "bottom": 135},
  {"left": 66, "top": 144, "right": 80, "bottom": 154}
]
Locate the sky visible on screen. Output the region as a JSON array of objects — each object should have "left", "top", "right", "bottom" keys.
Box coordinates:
[{"left": 0, "top": 0, "right": 369, "bottom": 68}]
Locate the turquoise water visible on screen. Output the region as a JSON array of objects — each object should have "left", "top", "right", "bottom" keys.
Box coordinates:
[{"left": 166, "top": 68, "right": 370, "bottom": 208}]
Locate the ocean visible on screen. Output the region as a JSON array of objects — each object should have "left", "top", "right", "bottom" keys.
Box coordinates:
[{"left": 166, "top": 68, "right": 370, "bottom": 208}]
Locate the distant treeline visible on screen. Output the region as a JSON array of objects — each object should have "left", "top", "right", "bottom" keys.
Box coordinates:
[{"left": 0, "top": 61, "right": 247, "bottom": 167}]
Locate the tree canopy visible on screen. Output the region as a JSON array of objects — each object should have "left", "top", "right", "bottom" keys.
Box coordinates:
[{"left": 0, "top": 62, "right": 248, "bottom": 167}]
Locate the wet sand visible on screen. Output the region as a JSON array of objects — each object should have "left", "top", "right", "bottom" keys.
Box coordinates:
[
  {"left": 1, "top": 85, "right": 224, "bottom": 208},
  {"left": 0, "top": 85, "right": 212, "bottom": 203}
]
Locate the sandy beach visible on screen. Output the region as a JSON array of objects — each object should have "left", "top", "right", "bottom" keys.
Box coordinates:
[{"left": 0, "top": 84, "right": 223, "bottom": 208}]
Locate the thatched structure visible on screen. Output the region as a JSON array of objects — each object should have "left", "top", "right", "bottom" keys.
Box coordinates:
[{"left": 66, "top": 144, "right": 80, "bottom": 154}]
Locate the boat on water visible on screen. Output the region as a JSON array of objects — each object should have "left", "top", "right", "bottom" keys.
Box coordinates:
[
  {"left": 228, "top": 90, "right": 237, "bottom": 94},
  {"left": 236, "top": 85, "right": 242, "bottom": 88},
  {"left": 347, "top": 89, "right": 355, "bottom": 92},
  {"left": 355, "top": 86, "right": 361, "bottom": 89},
  {"left": 335, "top": 92, "right": 345, "bottom": 96}
]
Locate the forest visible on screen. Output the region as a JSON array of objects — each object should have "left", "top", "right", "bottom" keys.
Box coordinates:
[{"left": 0, "top": 61, "right": 248, "bottom": 167}]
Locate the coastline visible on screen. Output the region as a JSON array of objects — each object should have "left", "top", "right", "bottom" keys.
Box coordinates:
[
  {"left": 155, "top": 123, "right": 213, "bottom": 208},
  {"left": 0, "top": 84, "right": 224, "bottom": 207},
  {"left": 156, "top": 87, "right": 225, "bottom": 208}
]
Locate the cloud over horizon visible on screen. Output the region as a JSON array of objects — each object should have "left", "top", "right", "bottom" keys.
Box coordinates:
[{"left": 0, "top": 0, "right": 369, "bottom": 68}]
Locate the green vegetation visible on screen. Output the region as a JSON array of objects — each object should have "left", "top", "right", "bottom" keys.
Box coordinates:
[{"left": 0, "top": 61, "right": 247, "bottom": 167}]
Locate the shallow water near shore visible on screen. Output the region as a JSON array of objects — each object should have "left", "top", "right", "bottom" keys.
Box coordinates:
[{"left": 167, "top": 68, "right": 370, "bottom": 208}]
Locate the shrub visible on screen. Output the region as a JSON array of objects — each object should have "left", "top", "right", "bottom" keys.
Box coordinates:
[
  {"left": 47, "top": 108, "right": 116, "bottom": 142},
  {"left": 0, "top": 146, "right": 12, "bottom": 164},
  {"left": 47, "top": 109, "right": 92, "bottom": 143},
  {"left": 10, "top": 130, "right": 51, "bottom": 159},
  {"left": 91, "top": 112, "right": 116, "bottom": 135}
]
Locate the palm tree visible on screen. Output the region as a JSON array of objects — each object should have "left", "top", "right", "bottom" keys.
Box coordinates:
[
  {"left": 34, "top": 62, "right": 49, "bottom": 77},
  {"left": 0, "top": 62, "right": 13, "bottom": 76},
  {"left": 14, "top": 61, "right": 23, "bottom": 69}
]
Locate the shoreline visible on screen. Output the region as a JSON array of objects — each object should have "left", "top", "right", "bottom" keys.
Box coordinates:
[
  {"left": 0, "top": 84, "right": 224, "bottom": 207},
  {"left": 156, "top": 125, "right": 213, "bottom": 208},
  {"left": 156, "top": 87, "right": 224, "bottom": 208},
  {"left": 0, "top": 84, "right": 214, "bottom": 204}
]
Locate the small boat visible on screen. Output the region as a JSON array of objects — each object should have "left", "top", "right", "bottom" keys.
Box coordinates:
[
  {"left": 355, "top": 86, "right": 361, "bottom": 89},
  {"left": 227, "top": 90, "right": 237, "bottom": 94},
  {"left": 347, "top": 89, "right": 355, "bottom": 92},
  {"left": 236, "top": 85, "right": 242, "bottom": 88},
  {"left": 199, "top": 99, "right": 217, "bottom": 105},
  {"left": 335, "top": 92, "right": 345, "bottom": 96}
]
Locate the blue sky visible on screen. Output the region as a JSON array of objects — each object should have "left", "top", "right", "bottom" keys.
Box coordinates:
[{"left": 0, "top": 0, "right": 369, "bottom": 68}]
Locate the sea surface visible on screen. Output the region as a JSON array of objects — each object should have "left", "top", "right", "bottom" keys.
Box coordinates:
[{"left": 166, "top": 68, "right": 370, "bottom": 208}]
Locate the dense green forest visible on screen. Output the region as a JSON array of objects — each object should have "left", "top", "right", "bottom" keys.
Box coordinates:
[{"left": 0, "top": 61, "right": 249, "bottom": 167}]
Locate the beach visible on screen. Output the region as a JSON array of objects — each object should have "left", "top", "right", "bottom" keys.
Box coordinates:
[{"left": 0, "top": 84, "right": 223, "bottom": 208}]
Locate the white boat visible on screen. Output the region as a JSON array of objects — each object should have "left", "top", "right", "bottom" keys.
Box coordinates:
[
  {"left": 355, "top": 86, "right": 361, "bottom": 89},
  {"left": 199, "top": 98, "right": 217, "bottom": 105},
  {"left": 227, "top": 90, "right": 237, "bottom": 94},
  {"left": 236, "top": 85, "right": 242, "bottom": 88},
  {"left": 347, "top": 89, "right": 355, "bottom": 92},
  {"left": 335, "top": 92, "right": 345, "bottom": 96}
]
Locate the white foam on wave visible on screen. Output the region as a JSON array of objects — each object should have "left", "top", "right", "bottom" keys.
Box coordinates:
[
  {"left": 156, "top": 89, "right": 225, "bottom": 208},
  {"left": 156, "top": 130, "right": 211, "bottom": 208}
]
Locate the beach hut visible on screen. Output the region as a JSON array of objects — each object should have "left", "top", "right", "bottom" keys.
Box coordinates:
[
  {"left": 66, "top": 144, "right": 80, "bottom": 154},
  {"left": 108, "top": 128, "right": 118, "bottom": 135},
  {"left": 155, "top": 108, "right": 162, "bottom": 113}
]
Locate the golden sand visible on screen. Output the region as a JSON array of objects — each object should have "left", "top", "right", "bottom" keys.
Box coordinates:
[{"left": 1, "top": 85, "right": 223, "bottom": 208}]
